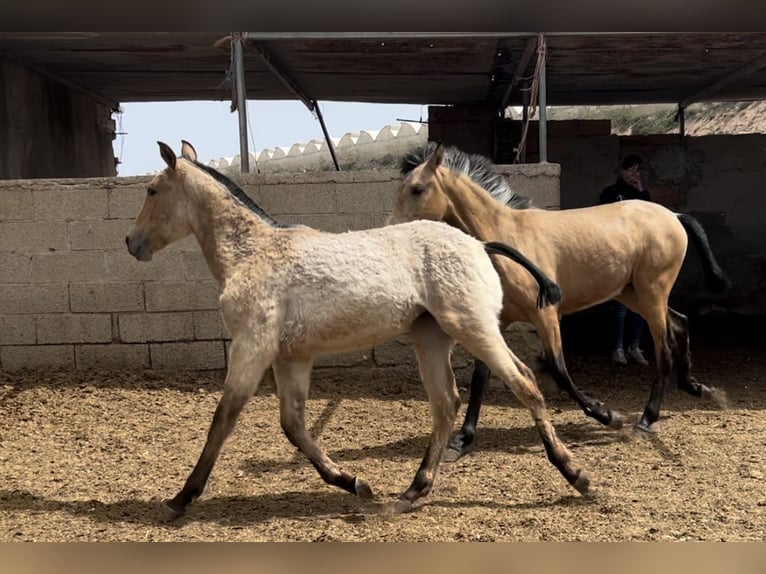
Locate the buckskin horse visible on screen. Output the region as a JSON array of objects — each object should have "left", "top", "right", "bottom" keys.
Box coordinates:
[{"left": 392, "top": 142, "right": 729, "bottom": 461}]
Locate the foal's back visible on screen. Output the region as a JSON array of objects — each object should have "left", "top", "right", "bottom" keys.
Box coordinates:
[{"left": 264, "top": 220, "right": 503, "bottom": 356}]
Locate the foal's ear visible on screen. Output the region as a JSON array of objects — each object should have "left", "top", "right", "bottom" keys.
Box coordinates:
[
  {"left": 157, "top": 141, "right": 177, "bottom": 171},
  {"left": 180, "top": 140, "right": 198, "bottom": 162},
  {"left": 426, "top": 142, "right": 446, "bottom": 171}
]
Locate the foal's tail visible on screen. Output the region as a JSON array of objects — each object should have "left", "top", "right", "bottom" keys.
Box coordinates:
[
  {"left": 676, "top": 213, "right": 731, "bottom": 293},
  {"left": 484, "top": 241, "right": 563, "bottom": 308}
]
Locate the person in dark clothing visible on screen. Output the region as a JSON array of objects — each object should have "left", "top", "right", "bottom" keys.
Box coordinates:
[{"left": 599, "top": 154, "right": 651, "bottom": 365}]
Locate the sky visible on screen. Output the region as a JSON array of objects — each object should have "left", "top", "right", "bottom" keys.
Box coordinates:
[{"left": 114, "top": 100, "right": 427, "bottom": 176}]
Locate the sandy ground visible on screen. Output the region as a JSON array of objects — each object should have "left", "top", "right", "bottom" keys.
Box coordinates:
[{"left": 1, "top": 335, "right": 764, "bottom": 541}]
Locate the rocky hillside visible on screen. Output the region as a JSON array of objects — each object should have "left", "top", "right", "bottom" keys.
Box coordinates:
[{"left": 547, "top": 101, "right": 766, "bottom": 136}]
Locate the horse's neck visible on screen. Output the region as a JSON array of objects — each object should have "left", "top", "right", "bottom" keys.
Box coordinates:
[
  {"left": 445, "top": 174, "right": 512, "bottom": 241},
  {"left": 188, "top": 183, "right": 270, "bottom": 285}
]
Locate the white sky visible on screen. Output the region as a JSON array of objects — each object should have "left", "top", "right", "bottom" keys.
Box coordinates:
[{"left": 114, "top": 100, "right": 426, "bottom": 176}]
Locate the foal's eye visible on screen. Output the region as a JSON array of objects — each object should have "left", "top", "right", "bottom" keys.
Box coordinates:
[
  {"left": 411, "top": 184, "right": 426, "bottom": 196},
  {"left": 147, "top": 188, "right": 157, "bottom": 197}
]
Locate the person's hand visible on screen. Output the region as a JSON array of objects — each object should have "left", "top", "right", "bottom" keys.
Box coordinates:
[{"left": 624, "top": 166, "right": 643, "bottom": 191}]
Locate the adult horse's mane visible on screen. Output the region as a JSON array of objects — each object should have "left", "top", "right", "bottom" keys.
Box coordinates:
[
  {"left": 400, "top": 142, "right": 533, "bottom": 210},
  {"left": 188, "top": 159, "right": 300, "bottom": 228}
]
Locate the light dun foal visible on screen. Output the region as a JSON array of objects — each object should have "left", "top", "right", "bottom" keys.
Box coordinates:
[{"left": 126, "top": 141, "right": 592, "bottom": 516}]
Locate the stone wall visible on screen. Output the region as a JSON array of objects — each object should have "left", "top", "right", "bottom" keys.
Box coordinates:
[{"left": 0, "top": 165, "right": 560, "bottom": 371}]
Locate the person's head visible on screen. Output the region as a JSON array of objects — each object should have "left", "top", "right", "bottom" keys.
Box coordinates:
[{"left": 620, "top": 154, "right": 643, "bottom": 185}]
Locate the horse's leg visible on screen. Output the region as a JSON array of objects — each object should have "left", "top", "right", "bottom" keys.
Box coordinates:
[
  {"left": 273, "top": 357, "right": 373, "bottom": 499},
  {"left": 618, "top": 290, "right": 674, "bottom": 431},
  {"left": 397, "top": 314, "right": 461, "bottom": 509},
  {"left": 666, "top": 308, "right": 701, "bottom": 396},
  {"left": 533, "top": 308, "right": 624, "bottom": 429},
  {"left": 444, "top": 358, "right": 490, "bottom": 462},
  {"left": 167, "top": 338, "right": 271, "bottom": 514},
  {"left": 447, "top": 316, "right": 590, "bottom": 495}
]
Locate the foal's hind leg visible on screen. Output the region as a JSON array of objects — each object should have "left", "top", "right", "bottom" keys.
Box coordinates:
[
  {"left": 167, "top": 338, "right": 273, "bottom": 515},
  {"left": 396, "top": 314, "right": 461, "bottom": 510},
  {"left": 273, "top": 357, "right": 373, "bottom": 499},
  {"left": 533, "top": 308, "right": 624, "bottom": 429},
  {"left": 449, "top": 321, "right": 591, "bottom": 496}
]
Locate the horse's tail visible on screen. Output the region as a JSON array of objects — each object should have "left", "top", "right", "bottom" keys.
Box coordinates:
[
  {"left": 676, "top": 213, "right": 731, "bottom": 293},
  {"left": 484, "top": 241, "right": 563, "bottom": 308}
]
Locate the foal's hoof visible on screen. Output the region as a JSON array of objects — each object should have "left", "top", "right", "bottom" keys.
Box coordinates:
[
  {"left": 572, "top": 470, "right": 595, "bottom": 497},
  {"left": 380, "top": 498, "right": 415, "bottom": 516},
  {"left": 354, "top": 477, "right": 374, "bottom": 499}
]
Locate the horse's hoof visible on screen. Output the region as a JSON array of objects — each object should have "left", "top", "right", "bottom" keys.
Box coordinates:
[
  {"left": 354, "top": 477, "right": 374, "bottom": 499},
  {"left": 441, "top": 447, "right": 464, "bottom": 463},
  {"left": 608, "top": 411, "right": 625, "bottom": 430},
  {"left": 702, "top": 386, "right": 729, "bottom": 409},
  {"left": 165, "top": 499, "right": 187, "bottom": 517},
  {"left": 634, "top": 421, "right": 658, "bottom": 436}
]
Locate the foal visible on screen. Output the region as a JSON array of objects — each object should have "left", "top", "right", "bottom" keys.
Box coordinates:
[
  {"left": 394, "top": 143, "right": 730, "bottom": 460},
  {"left": 125, "top": 141, "right": 592, "bottom": 515}
]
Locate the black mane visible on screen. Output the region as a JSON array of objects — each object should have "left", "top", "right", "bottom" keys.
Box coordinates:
[
  {"left": 400, "top": 142, "right": 533, "bottom": 210},
  {"left": 190, "top": 160, "right": 301, "bottom": 229}
]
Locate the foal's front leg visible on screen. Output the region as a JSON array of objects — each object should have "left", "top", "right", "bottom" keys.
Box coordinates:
[
  {"left": 167, "top": 338, "right": 271, "bottom": 515},
  {"left": 273, "top": 357, "right": 373, "bottom": 499}
]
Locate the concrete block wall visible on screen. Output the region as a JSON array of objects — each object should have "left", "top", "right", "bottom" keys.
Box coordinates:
[{"left": 0, "top": 165, "right": 560, "bottom": 371}]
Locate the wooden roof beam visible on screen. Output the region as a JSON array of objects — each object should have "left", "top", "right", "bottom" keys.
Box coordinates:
[
  {"left": 245, "top": 39, "right": 315, "bottom": 112},
  {"left": 679, "top": 52, "right": 766, "bottom": 109}
]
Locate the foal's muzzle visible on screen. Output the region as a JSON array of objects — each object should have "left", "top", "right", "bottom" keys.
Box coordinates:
[{"left": 125, "top": 230, "right": 153, "bottom": 261}]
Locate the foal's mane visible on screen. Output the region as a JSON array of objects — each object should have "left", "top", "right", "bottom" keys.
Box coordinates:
[
  {"left": 400, "top": 142, "right": 533, "bottom": 210},
  {"left": 186, "top": 159, "right": 294, "bottom": 228}
]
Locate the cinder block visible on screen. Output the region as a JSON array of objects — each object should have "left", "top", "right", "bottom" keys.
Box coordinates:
[
  {"left": 75, "top": 343, "right": 150, "bottom": 369},
  {"left": 370, "top": 212, "right": 393, "bottom": 228},
  {"left": 118, "top": 312, "right": 194, "bottom": 343},
  {"left": 577, "top": 119, "right": 612, "bottom": 136},
  {"left": 150, "top": 341, "right": 226, "bottom": 370},
  {"left": 335, "top": 182, "right": 399, "bottom": 213},
  {"left": 315, "top": 349, "right": 372, "bottom": 368},
  {"left": 1, "top": 252, "right": 106, "bottom": 283},
  {"left": 105, "top": 250, "right": 185, "bottom": 282},
  {"left": 373, "top": 339, "right": 417, "bottom": 367},
  {"left": 0, "top": 284, "right": 69, "bottom": 313},
  {"left": 259, "top": 185, "right": 337, "bottom": 214},
  {"left": 145, "top": 281, "right": 220, "bottom": 312},
  {"left": 277, "top": 213, "right": 373, "bottom": 233},
  {"left": 0, "top": 221, "right": 69, "bottom": 252},
  {"left": 37, "top": 313, "right": 112, "bottom": 344},
  {"left": 193, "top": 310, "right": 229, "bottom": 340},
  {"left": 107, "top": 185, "right": 147, "bottom": 219},
  {"left": 33, "top": 186, "right": 108, "bottom": 220},
  {"left": 69, "top": 220, "right": 133, "bottom": 251},
  {"left": 0, "top": 188, "right": 35, "bottom": 220},
  {"left": 1, "top": 345, "right": 74, "bottom": 370},
  {"left": 69, "top": 282, "right": 144, "bottom": 312},
  {"left": 183, "top": 251, "right": 214, "bottom": 281},
  {"left": 0, "top": 315, "right": 36, "bottom": 345}
]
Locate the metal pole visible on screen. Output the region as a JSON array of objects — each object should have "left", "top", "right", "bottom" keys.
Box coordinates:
[
  {"left": 233, "top": 34, "right": 250, "bottom": 174},
  {"left": 314, "top": 100, "right": 341, "bottom": 171},
  {"left": 537, "top": 34, "right": 548, "bottom": 163}
]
